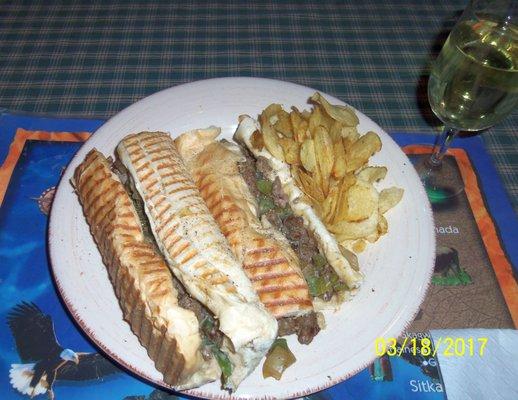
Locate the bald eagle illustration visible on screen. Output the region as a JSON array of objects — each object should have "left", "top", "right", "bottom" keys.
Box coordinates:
[{"left": 7, "top": 302, "right": 120, "bottom": 399}]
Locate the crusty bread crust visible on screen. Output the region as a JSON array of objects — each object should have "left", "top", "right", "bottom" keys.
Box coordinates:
[
  {"left": 73, "top": 149, "right": 216, "bottom": 388},
  {"left": 176, "top": 129, "right": 314, "bottom": 318}
]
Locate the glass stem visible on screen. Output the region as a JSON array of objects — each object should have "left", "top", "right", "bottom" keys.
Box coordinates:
[{"left": 429, "top": 126, "right": 459, "bottom": 166}]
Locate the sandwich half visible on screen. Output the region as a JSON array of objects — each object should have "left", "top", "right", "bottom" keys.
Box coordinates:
[
  {"left": 116, "top": 132, "right": 278, "bottom": 391},
  {"left": 176, "top": 128, "right": 322, "bottom": 344},
  {"left": 72, "top": 149, "right": 220, "bottom": 389},
  {"left": 234, "top": 116, "right": 363, "bottom": 293}
]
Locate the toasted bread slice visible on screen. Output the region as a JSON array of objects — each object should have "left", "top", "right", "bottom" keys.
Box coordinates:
[
  {"left": 176, "top": 128, "right": 314, "bottom": 319},
  {"left": 116, "top": 132, "right": 278, "bottom": 390},
  {"left": 73, "top": 149, "right": 219, "bottom": 389}
]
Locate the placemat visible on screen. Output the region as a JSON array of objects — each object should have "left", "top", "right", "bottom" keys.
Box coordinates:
[{"left": 1, "top": 112, "right": 516, "bottom": 400}]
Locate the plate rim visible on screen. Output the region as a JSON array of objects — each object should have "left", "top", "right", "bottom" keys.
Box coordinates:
[{"left": 48, "top": 76, "right": 435, "bottom": 400}]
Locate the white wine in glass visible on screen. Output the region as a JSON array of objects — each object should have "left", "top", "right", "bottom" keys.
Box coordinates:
[{"left": 420, "top": 0, "right": 517, "bottom": 199}]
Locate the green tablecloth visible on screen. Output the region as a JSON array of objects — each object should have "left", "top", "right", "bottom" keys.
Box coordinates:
[{"left": 0, "top": 0, "right": 516, "bottom": 210}]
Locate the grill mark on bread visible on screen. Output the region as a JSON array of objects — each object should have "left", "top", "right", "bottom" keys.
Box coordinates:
[
  {"left": 198, "top": 187, "right": 220, "bottom": 206},
  {"left": 156, "top": 213, "right": 177, "bottom": 234},
  {"left": 263, "top": 298, "right": 314, "bottom": 308},
  {"left": 223, "top": 226, "right": 241, "bottom": 238},
  {"left": 131, "top": 152, "right": 147, "bottom": 164},
  {"left": 198, "top": 180, "right": 215, "bottom": 196},
  {"left": 150, "top": 154, "right": 171, "bottom": 164},
  {"left": 142, "top": 147, "right": 165, "bottom": 156},
  {"left": 247, "top": 270, "right": 300, "bottom": 283},
  {"left": 162, "top": 178, "right": 191, "bottom": 189},
  {"left": 212, "top": 204, "right": 241, "bottom": 222},
  {"left": 247, "top": 247, "right": 275, "bottom": 256},
  {"left": 118, "top": 211, "right": 134, "bottom": 219},
  {"left": 164, "top": 234, "right": 183, "bottom": 251},
  {"left": 144, "top": 178, "right": 160, "bottom": 191},
  {"left": 88, "top": 187, "right": 123, "bottom": 223},
  {"left": 136, "top": 161, "right": 151, "bottom": 173},
  {"left": 170, "top": 241, "right": 190, "bottom": 258},
  {"left": 173, "top": 191, "right": 201, "bottom": 205},
  {"left": 177, "top": 248, "right": 198, "bottom": 265},
  {"left": 255, "top": 284, "right": 308, "bottom": 294},
  {"left": 139, "top": 169, "right": 155, "bottom": 182},
  {"left": 153, "top": 196, "right": 167, "bottom": 209},
  {"left": 243, "top": 257, "right": 287, "bottom": 270},
  {"left": 137, "top": 137, "right": 165, "bottom": 148},
  {"left": 164, "top": 184, "right": 197, "bottom": 196},
  {"left": 80, "top": 174, "right": 111, "bottom": 205},
  {"left": 111, "top": 223, "right": 141, "bottom": 232}
]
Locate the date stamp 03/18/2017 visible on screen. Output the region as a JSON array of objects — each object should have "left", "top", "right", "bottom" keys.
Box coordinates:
[{"left": 375, "top": 333, "right": 488, "bottom": 358}]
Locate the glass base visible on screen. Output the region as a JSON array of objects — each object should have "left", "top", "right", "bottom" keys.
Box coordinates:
[{"left": 415, "top": 156, "right": 464, "bottom": 203}]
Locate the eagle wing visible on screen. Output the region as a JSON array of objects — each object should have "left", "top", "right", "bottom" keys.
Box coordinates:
[
  {"left": 6, "top": 302, "right": 63, "bottom": 362},
  {"left": 56, "top": 353, "right": 120, "bottom": 381}
]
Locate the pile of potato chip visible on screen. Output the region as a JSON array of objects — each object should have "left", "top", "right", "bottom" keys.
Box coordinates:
[{"left": 253, "top": 92, "right": 403, "bottom": 253}]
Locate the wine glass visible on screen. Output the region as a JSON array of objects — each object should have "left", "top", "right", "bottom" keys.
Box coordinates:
[{"left": 418, "top": 0, "right": 517, "bottom": 199}]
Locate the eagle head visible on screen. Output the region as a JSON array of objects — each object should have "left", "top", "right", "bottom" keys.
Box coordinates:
[{"left": 60, "top": 349, "right": 79, "bottom": 365}]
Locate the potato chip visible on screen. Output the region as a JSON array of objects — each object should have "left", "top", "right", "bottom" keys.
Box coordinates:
[
  {"left": 314, "top": 157, "right": 329, "bottom": 196},
  {"left": 301, "top": 110, "right": 311, "bottom": 120},
  {"left": 356, "top": 166, "right": 387, "bottom": 183},
  {"left": 344, "top": 181, "right": 378, "bottom": 221},
  {"left": 333, "top": 173, "right": 356, "bottom": 223},
  {"left": 346, "top": 131, "right": 382, "bottom": 173},
  {"left": 300, "top": 139, "right": 317, "bottom": 173},
  {"left": 322, "top": 185, "right": 339, "bottom": 223},
  {"left": 352, "top": 239, "right": 367, "bottom": 253},
  {"left": 302, "top": 120, "right": 311, "bottom": 140},
  {"left": 278, "top": 137, "right": 300, "bottom": 165},
  {"left": 342, "top": 136, "right": 356, "bottom": 152},
  {"left": 310, "top": 92, "right": 359, "bottom": 127},
  {"left": 310, "top": 182, "right": 326, "bottom": 204},
  {"left": 262, "top": 121, "right": 285, "bottom": 161},
  {"left": 377, "top": 214, "right": 388, "bottom": 235},
  {"left": 330, "top": 213, "right": 378, "bottom": 240},
  {"left": 365, "top": 230, "right": 380, "bottom": 243},
  {"left": 329, "top": 120, "right": 343, "bottom": 142},
  {"left": 379, "top": 187, "right": 404, "bottom": 214},
  {"left": 308, "top": 106, "right": 323, "bottom": 133},
  {"left": 290, "top": 108, "right": 303, "bottom": 139},
  {"left": 333, "top": 182, "right": 348, "bottom": 224},
  {"left": 292, "top": 165, "right": 303, "bottom": 188},
  {"left": 251, "top": 129, "right": 264, "bottom": 151},
  {"left": 294, "top": 119, "right": 309, "bottom": 143},
  {"left": 275, "top": 110, "right": 293, "bottom": 137},
  {"left": 332, "top": 139, "right": 347, "bottom": 179},
  {"left": 314, "top": 126, "right": 334, "bottom": 186},
  {"left": 294, "top": 166, "right": 325, "bottom": 203},
  {"left": 321, "top": 110, "right": 336, "bottom": 131},
  {"left": 341, "top": 126, "right": 360, "bottom": 141},
  {"left": 260, "top": 103, "right": 283, "bottom": 126}
]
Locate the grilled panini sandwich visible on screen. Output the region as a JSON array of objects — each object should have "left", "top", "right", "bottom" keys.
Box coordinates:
[
  {"left": 176, "top": 128, "right": 322, "bottom": 344},
  {"left": 73, "top": 150, "right": 220, "bottom": 389},
  {"left": 235, "top": 115, "right": 363, "bottom": 292},
  {"left": 116, "top": 132, "right": 278, "bottom": 390}
]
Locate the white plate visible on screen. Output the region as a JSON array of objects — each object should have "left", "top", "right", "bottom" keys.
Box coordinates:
[{"left": 49, "top": 77, "right": 435, "bottom": 400}]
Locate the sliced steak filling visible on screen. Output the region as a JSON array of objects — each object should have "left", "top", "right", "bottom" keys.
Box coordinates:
[{"left": 238, "top": 146, "right": 348, "bottom": 344}]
